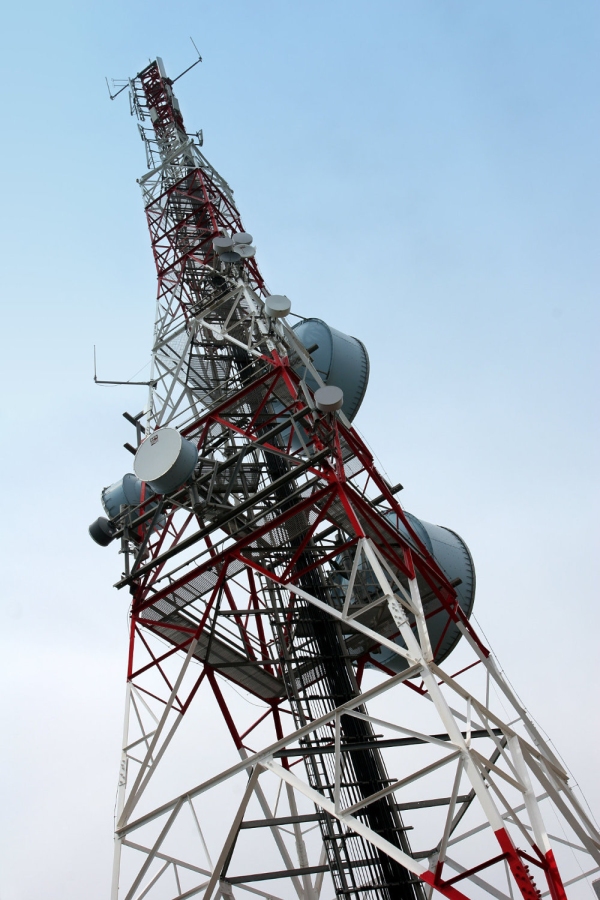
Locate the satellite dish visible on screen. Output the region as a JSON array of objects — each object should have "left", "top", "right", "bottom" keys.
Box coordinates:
[
  {"left": 236, "top": 244, "right": 256, "bottom": 259},
  {"left": 134, "top": 428, "right": 199, "bottom": 494},
  {"left": 264, "top": 295, "right": 291, "bottom": 318},
  {"left": 213, "top": 236, "right": 234, "bottom": 254},
  {"left": 232, "top": 232, "right": 253, "bottom": 245},
  {"left": 219, "top": 251, "right": 242, "bottom": 263},
  {"left": 314, "top": 385, "right": 344, "bottom": 412}
]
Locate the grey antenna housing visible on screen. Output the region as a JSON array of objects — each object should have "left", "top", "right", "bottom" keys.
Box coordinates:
[
  {"left": 315, "top": 385, "right": 344, "bottom": 412},
  {"left": 101, "top": 473, "right": 153, "bottom": 518},
  {"left": 369, "top": 512, "right": 476, "bottom": 672},
  {"left": 219, "top": 250, "right": 242, "bottom": 263},
  {"left": 235, "top": 244, "right": 256, "bottom": 259},
  {"left": 264, "top": 295, "right": 291, "bottom": 318},
  {"left": 89, "top": 516, "right": 116, "bottom": 547},
  {"left": 292, "top": 317, "right": 369, "bottom": 422},
  {"left": 232, "top": 232, "right": 253, "bottom": 245},
  {"left": 134, "top": 428, "right": 199, "bottom": 494},
  {"left": 212, "top": 236, "right": 234, "bottom": 254}
]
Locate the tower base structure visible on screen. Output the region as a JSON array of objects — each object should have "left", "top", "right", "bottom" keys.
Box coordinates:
[{"left": 110, "top": 473, "right": 600, "bottom": 900}]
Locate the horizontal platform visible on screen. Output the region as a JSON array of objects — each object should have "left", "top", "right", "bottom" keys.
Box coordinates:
[{"left": 145, "top": 609, "right": 284, "bottom": 701}]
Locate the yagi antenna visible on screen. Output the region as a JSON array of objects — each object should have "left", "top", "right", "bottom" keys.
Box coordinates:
[
  {"left": 93, "top": 346, "right": 157, "bottom": 387},
  {"left": 172, "top": 38, "right": 203, "bottom": 84},
  {"left": 106, "top": 39, "right": 202, "bottom": 100},
  {"left": 105, "top": 78, "right": 129, "bottom": 101}
]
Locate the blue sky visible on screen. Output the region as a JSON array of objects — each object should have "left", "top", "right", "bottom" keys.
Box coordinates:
[{"left": 0, "top": 2, "right": 598, "bottom": 898}]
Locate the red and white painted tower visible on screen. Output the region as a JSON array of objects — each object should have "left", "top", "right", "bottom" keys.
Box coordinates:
[{"left": 91, "top": 57, "right": 600, "bottom": 900}]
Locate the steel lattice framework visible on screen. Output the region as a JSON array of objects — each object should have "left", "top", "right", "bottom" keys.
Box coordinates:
[{"left": 102, "top": 58, "right": 600, "bottom": 900}]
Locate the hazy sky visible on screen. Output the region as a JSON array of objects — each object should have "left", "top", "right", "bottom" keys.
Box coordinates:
[{"left": 0, "top": 2, "right": 598, "bottom": 898}]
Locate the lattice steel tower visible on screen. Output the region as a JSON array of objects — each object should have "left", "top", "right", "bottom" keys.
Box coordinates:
[{"left": 91, "top": 57, "right": 600, "bottom": 900}]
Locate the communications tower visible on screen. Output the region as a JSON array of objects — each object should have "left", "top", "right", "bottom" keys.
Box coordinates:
[{"left": 91, "top": 57, "right": 600, "bottom": 900}]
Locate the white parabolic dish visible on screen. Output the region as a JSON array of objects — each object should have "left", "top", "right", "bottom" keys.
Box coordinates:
[{"left": 134, "top": 428, "right": 198, "bottom": 494}]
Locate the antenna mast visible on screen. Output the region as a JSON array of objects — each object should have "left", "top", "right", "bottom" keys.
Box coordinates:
[{"left": 92, "top": 57, "right": 599, "bottom": 900}]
